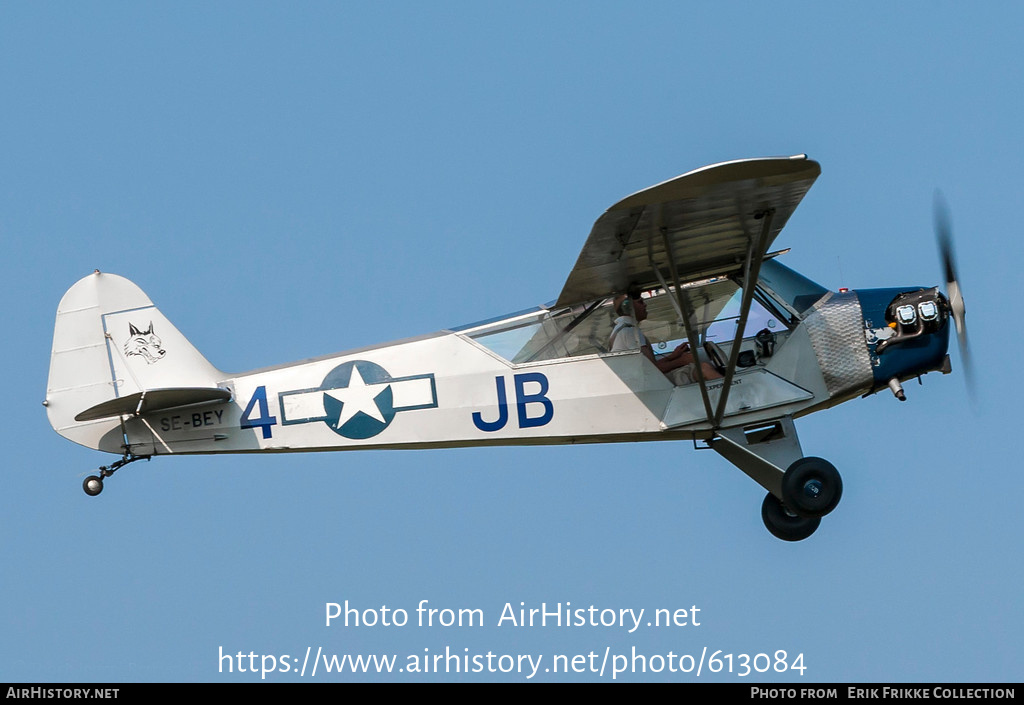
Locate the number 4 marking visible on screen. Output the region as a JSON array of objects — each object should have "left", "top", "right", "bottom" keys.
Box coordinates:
[{"left": 240, "top": 386, "right": 277, "bottom": 439}]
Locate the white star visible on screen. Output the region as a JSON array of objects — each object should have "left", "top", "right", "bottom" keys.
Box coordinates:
[{"left": 324, "top": 365, "right": 390, "bottom": 429}]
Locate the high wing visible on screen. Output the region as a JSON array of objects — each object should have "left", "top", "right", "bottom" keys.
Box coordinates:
[{"left": 555, "top": 155, "right": 821, "bottom": 307}]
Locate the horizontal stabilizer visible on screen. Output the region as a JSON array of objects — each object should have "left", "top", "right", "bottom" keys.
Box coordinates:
[{"left": 74, "top": 387, "right": 233, "bottom": 422}]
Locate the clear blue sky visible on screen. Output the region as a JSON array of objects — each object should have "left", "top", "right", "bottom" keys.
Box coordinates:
[{"left": 2, "top": 2, "right": 1020, "bottom": 682}]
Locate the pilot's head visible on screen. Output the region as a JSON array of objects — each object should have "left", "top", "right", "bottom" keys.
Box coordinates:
[{"left": 615, "top": 292, "right": 647, "bottom": 321}]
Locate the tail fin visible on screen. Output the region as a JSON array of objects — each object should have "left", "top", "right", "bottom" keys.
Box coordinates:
[{"left": 46, "top": 271, "right": 224, "bottom": 452}]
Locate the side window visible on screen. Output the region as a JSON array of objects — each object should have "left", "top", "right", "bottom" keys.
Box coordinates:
[
  {"left": 464, "top": 301, "right": 613, "bottom": 363},
  {"left": 468, "top": 312, "right": 549, "bottom": 362},
  {"left": 703, "top": 290, "right": 785, "bottom": 343}
]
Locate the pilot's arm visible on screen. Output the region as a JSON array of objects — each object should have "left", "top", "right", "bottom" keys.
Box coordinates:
[{"left": 647, "top": 342, "right": 695, "bottom": 373}]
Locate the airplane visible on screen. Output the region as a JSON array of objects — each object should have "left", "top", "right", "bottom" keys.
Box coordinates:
[{"left": 44, "top": 155, "right": 968, "bottom": 541}]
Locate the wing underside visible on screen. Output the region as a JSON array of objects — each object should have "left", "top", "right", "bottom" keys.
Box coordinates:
[{"left": 555, "top": 155, "right": 821, "bottom": 308}]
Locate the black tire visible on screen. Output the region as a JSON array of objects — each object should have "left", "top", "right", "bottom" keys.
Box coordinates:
[
  {"left": 83, "top": 475, "right": 104, "bottom": 497},
  {"left": 781, "top": 457, "right": 842, "bottom": 518},
  {"left": 761, "top": 493, "right": 820, "bottom": 541}
]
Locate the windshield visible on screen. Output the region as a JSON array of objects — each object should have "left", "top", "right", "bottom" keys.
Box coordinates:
[{"left": 758, "top": 259, "right": 828, "bottom": 314}]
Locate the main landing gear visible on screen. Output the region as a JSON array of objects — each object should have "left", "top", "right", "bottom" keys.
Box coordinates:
[
  {"left": 82, "top": 452, "right": 150, "bottom": 496},
  {"left": 761, "top": 457, "right": 843, "bottom": 541}
]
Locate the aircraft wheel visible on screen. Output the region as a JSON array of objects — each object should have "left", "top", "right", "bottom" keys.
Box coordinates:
[
  {"left": 781, "top": 457, "right": 842, "bottom": 518},
  {"left": 83, "top": 475, "right": 104, "bottom": 497},
  {"left": 761, "top": 493, "right": 820, "bottom": 541}
]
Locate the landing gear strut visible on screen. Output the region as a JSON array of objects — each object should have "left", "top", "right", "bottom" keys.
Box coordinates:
[
  {"left": 708, "top": 418, "right": 844, "bottom": 540},
  {"left": 82, "top": 452, "right": 150, "bottom": 496}
]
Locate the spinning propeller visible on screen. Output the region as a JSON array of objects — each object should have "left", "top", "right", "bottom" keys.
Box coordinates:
[{"left": 934, "top": 191, "right": 973, "bottom": 389}]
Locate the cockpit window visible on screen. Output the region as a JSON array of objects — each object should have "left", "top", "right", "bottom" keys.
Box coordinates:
[
  {"left": 703, "top": 288, "right": 787, "bottom": 344},
  {"left": 643, "top": 278, "right": 788, "bottom": 352},
  {"left": 463, "top": 301, "right": 609, "bottom": 363},
  {"left": 462, "top": 268, "right": 810, "bottom": 364}
]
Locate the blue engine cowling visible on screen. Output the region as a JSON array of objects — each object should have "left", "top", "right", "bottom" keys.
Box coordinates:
[{"left": 855, "top": 286, "right": 952, "bottom": 392}]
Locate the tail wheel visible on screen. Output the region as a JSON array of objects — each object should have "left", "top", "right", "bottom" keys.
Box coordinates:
[
  {"left": 781, "top": 457, "right": 843, "bottom": 518},
  {"left": 761, "top": 493, "right": 820, "bottom": 541},
  {"left": 83, "top": 475, "right": 104, "bottom": 497},
  {"left": 78, "top": 453, "right": 149, "bottom": 496}
]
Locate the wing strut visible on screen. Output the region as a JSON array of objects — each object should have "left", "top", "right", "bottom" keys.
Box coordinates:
[
  {"left": 649, "top": 207, "right": 777, "bottom": 428},
  {"left": 653, "top": 226, "right": 716, "bottom": 424},
  {"left": 712, "top": 208, "right": 775, "bottom": 427}
]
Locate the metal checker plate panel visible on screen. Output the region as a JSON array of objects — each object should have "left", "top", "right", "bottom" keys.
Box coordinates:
[{"left": 803, "top": 291, "right": 873, "bottom": 398}]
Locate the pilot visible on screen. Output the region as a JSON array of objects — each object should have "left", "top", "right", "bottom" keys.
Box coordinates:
[{"left": 609, "top": 293, "right": 722, "bottom": 386}]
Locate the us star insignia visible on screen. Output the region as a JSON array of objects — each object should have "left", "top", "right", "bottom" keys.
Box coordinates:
[{"left": 279, "top": 360, "right": 437, "bottom": 439}]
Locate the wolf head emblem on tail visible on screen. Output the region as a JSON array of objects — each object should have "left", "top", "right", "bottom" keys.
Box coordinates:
[{"left": 124, "top": 322, "right": 166, "bottom": 364}]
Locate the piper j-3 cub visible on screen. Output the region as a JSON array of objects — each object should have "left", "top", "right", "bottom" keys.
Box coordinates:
[{"left": 45, "top": 155, "right": 968, "bottom": 541}]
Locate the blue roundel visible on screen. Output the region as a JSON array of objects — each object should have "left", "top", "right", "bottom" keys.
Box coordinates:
[{"left": 320, "top": 360, "right": 395, "bottom": 439}]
